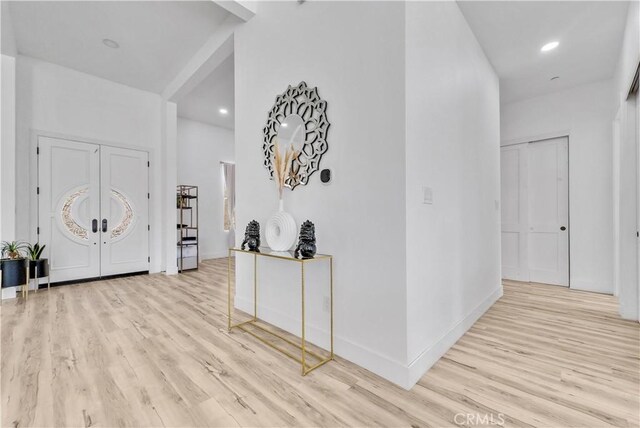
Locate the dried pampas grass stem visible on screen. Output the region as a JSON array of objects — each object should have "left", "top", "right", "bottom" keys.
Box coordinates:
[{"left": 273, "top": 139, "right": 298, "bottom": 199}]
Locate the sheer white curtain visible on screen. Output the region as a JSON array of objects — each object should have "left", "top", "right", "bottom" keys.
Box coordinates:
[{"left": 222, "top": 163, "right": 236, "bottom": 247}]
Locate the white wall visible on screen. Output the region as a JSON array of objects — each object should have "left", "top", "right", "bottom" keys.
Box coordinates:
[
  {"left": 615, "top": 92, "right": 638, "bottom": 319},
  {"left": 404, "top": 1, "right": 502, "bottom": 386},
  {"left": 177, "top": 118, "right": 234, "bottom": 259},
  {"left": 1, "top": 2, "right": 17, "bottom": 56},
  {"left": 612, "top": 1, "right": 639, "bottom": 320},
  {"left": 162, "top": 100, "right": 178, "bottom": 275},
  {"left": 15, "top": 56, "right": 170, "bottom": 273},
  {"left": 235, "top": 1, "right": 409, "bottom": 386},
  {"left": 501, "top": 80, "right": 616, "bottom": 293},
  {"left": 613, "top": 1, "right": 639, "bottom": 105},
  {"left": 1, "top": 54, "right": 16, "bottom": 242},
  {"left": 234, "top": 0, "right": 501, "bottom": 389},
  {"left": 0, "top": 0, "right": 17, "bottom": 279}
]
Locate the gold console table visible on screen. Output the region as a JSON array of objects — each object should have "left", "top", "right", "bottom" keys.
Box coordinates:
[{"left": 227, "top": 247, "right": 333, "bottom": 375}]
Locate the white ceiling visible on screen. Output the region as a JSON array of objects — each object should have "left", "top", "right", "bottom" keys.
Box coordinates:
[
  {"left": 457, "top": 1, "right": 630, "bottom": 104},
  {"left": 5, "top": 1, "right": 230, "bottom": 93},
  {"left": 177, "top": 53, "right": 235, "bottom": 130},
  {"left": 5, "top": 1, "right": 629, "bottom": 112}
]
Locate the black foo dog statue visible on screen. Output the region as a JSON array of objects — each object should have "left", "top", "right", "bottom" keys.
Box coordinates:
[
  {"left": 241, "top": 220, "right": 261, "bottom": 252},
  {"left": 294, "top": 220, "right": 316, "bottom": 259}
]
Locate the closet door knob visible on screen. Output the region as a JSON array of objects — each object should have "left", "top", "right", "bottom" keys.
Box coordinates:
[
  {"left": 92, "top": 219, "right": 98, "bottom": 233},
  {"left": 560, "top": 226, "right": 566, "bottom": 231},
  {"left": 102, "top": 219, "right": 108, "bottom": 233}
]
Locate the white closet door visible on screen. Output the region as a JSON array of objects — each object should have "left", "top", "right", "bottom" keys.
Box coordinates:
[
  {"left": 500, "top": 144, "right": 529, "bottom": 281},
  {"left": 527, "top": 137, "right": 569, "bottom": 286},
  {"left": 100, "top": 146, "right": 149, "bottom": 276},
  {"left": 38, "top": 136, "right": 101, "bottom": 282}
]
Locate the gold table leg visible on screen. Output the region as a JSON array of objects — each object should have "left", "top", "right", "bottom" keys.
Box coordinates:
[
  {"left": 253, "top": 253, "right": 257, "bottom": 321},
  {"left": 227, "top": 249, "right": 232, "bottom": 331},
  {"left": 23, "top": 264, "right": 30, "bottom": 299},
  {"left": 301, "top": 261, "right": 306, "bottom": 375},
  {"left": 330, "top": 257, "right": 334, "bottom": 360},
  {"left": 227, "top": 250, "right": 334, "bottom": 376}
]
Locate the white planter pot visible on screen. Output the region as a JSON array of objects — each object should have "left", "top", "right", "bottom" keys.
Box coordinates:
[{"left": 265, "top": 199, "right": 297, "bottom": 251}]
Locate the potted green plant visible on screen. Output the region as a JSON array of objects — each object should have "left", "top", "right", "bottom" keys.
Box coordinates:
[
  {"left": 1, "top": 240, "right": 27, "bottom": 260},
  {"left": 1, "top": 241, "right": 28, "bottom": 288},
  {"left": 26, "top": 243, "right": 49, "bottom": 286}
]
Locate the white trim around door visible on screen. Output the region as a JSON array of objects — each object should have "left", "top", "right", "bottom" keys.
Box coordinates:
[{"left": 37, "top": 134, "right": 150, "bottom": 283}]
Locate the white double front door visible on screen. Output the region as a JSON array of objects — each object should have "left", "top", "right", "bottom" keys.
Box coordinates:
[
  {"left": 500, "top": 137, "right": 569, "bottom": 286},
  {"left": 38, "top": 136, "right": 149, "bottom": 283}
]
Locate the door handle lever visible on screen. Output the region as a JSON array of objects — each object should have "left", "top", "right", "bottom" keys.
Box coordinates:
[
  {"left": 102, "top": 219, "right": 108, "bottom": 233},
  {"left": 92, "top": 219, "right": 98, "bottom": 233}
]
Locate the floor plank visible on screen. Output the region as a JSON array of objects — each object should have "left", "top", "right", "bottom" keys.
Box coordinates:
[{"left": 1, "top": 260, "right": 638, "bottom": 427}]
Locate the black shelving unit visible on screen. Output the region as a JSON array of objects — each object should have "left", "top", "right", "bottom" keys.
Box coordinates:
[{"left": 177, "top": 185, "right": 198, "bottom": 272}]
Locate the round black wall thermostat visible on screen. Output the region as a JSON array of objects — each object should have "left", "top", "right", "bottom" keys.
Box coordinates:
[{"left": 320, "top": 169, "right": 331, "bottom": 184}]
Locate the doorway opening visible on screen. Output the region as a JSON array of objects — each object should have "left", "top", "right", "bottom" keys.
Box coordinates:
[{"left": 174, "top": 53, "right": 235, "bottom": 263}]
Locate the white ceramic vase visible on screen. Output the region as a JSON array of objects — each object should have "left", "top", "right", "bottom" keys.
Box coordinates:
[{"left": 265, "top": 199, "right": 297, "bottom": 251}]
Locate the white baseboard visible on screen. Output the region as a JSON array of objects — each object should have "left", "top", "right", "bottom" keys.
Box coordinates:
[
  {"left": 334, "top": 333, "right": 412, "bottom": 389},
  {"left": 619, "top": 298, "right": 640, "bottom": 321},
  {"left": 234, "top": 296, "right": 410, "bottom": 388},
  {"left": 570, "top": 279, "right": 613, "bottom": 295},
  {"left": 201, "top": 252, "right": 229, "bottom": 260},
  {"left": 1, "top": 287, "right": 17, "bottom": 300},
  {"left": 235, "top": 285, "right": 503, "bottom": 390},
  {"left": 165, "top": 267, "right": 179, "bottom": 275},
  {"left": 406, "top": 285, "right": 503, "bottom": 388},
  {"left": 235, "top": 296, "right": 331, "bottom": 349}
]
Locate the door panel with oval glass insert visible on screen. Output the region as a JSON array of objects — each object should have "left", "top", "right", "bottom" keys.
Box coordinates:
[
  {"left": 99, "top": 146, "right": 149, "bottom": 276},
  {"left": 38, "top": 136, "right": 101, "bottom": 282}
]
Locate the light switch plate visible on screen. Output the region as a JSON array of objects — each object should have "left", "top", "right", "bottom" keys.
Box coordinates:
[{"left": 423, "top": 186, "right": 433, "bottom": 204}]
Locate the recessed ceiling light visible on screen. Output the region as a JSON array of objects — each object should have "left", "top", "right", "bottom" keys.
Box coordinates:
[
  {"left": 541, "top": 41, "right": 559, "bottom": 52},
  {"left": 219, "top": 108, "right": 228, "bottom": 115},
  {"left": 281, "top": 123, "right": 288, "bottom": 127},
  {"left": 550, "top": 76, "right": 560, "bottom": 81},
  {"left": 102, "top": 38, "right": 119, "bottom": 49}
]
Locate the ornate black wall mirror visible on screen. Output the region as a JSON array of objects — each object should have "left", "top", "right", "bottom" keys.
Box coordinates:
[{"left": 262, "top": 81, "right": 330, "bottom": 189}]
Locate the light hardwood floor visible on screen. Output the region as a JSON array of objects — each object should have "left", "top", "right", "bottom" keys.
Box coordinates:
[{"left": 1, "top": 259, "right": 638, "bottom": 427}]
